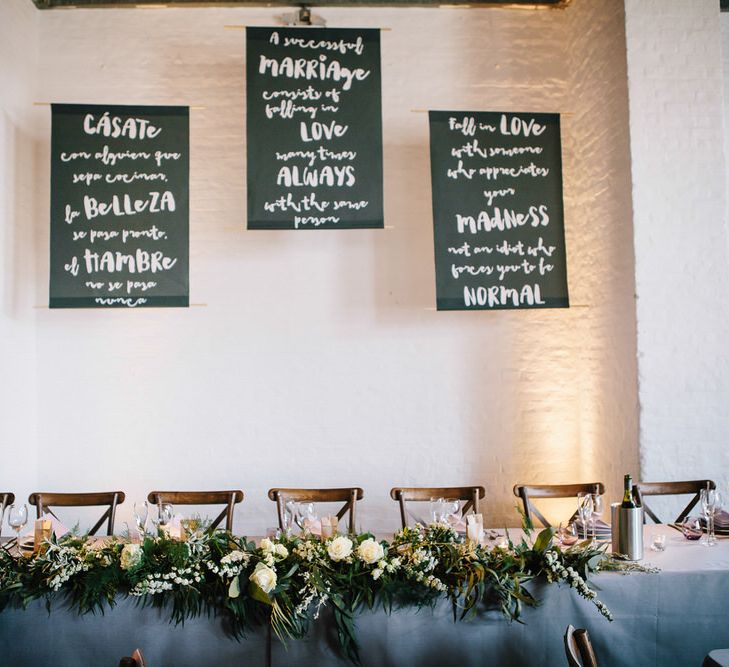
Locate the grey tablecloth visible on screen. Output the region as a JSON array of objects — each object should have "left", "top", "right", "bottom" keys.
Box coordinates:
[
  {"left": 1, "top": 525, "right": 728, "bottom": 667},
  {"left": 704, "top": 650, "right": 729, "bottom": 667}
]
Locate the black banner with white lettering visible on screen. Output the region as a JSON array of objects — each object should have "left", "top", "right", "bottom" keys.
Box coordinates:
[
  {"left": 50, "top": 104, "right": 189, "bottom": 308},
  {"left": 429, "top": 111, "right": 569, "bottom": 310},
  {"left": 246, "top": 27, "right": 383, "bottom": 230}
]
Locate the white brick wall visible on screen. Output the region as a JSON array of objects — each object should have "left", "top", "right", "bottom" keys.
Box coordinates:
[
  {"left": 625, "top": 0, "right": 729, "bottom": 511},
  {"left": 1, "top": 0, "right": 638, "bottom": 534}
]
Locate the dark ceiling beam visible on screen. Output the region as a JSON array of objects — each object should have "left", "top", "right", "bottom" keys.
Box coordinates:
[{"left": 31, "top": 0, "right": 566, "bottom": 9}]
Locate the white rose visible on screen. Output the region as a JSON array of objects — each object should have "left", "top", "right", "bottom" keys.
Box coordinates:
[
  {"left": 357, "top": 538, "right": 385, "bottom": 565},
  {"left": 249, "top": 562, "right": 277, "bottom": 594},
  {"left": 260, "top": 538, "right": 275, "bottom": 553},
  {"left": 327, "top": 536, "right": 353, "bottom": 562},
  {"left": 274, "top": 543, "right": 289, "bottom": 559},
  {"left": 119, "top": 543, "right": 143, "bottom": 571}
]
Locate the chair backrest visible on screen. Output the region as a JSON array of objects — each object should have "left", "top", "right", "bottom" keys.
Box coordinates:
[
  {"left": 565, "top": 625, "right": 599, "bottom": 667},
  {"left": 633, "top": 479, "right": 716, "bottom": 524},
  {"left": 0, "top": 493, "right": 15, "bottom": 538},
  {"left": 268, "top": 487, "right": 364, "bottom": 534},
  {"left": 564, "top": 625, "right": 583, "bottom": 667},
  {"left": 513, "top": 483, "right": 605, "bottom": 528},
  {"left": 28, "top": 491, "right": 125, "bottom": 536},
  {"left": 389, "top": 486, "right": 486, "bottom": 528},
  {"left": 146, "top": 490, "right": 244, "bottom": 531}
]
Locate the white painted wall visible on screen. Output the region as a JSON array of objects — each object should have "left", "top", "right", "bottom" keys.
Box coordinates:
[
  {"left": 722, "top": 13, "right": 729, "bottom": 269},
  {"left": 0, "top": 0, "right": 40, "bottom": 519},
  {"left": 0, "top": 0, "right": 638, "bottom": 535},
  {"left": 625, "top": 0, "right": 729, "bottom": 520}
]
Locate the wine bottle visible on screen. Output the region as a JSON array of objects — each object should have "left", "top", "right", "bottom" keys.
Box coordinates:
[{"left": 621, "top": 474, "right": 636, "bottom": 509}]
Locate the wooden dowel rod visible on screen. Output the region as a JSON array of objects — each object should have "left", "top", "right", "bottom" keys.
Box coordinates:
[
  {"left": 33, "top": 102, "right": 205, "bottom": 110},
  {"left": 424, "top": 305, "right": 589, "bottom": 311},
  {"left": 224, "top": 24, "right": 391, "bottom": 31},
  {"left": 411, "top": 108, "right": 574, "bottom": 115},
  {"left": 34, "top": 303, "right": 206, "bottom": 308}
]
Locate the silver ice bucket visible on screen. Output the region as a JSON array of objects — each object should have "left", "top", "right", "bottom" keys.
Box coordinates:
[{"left": 610, "top": 502, "right": 644, "bottom": 560}]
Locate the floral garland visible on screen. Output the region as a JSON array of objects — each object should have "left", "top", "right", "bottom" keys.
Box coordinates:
[{"left": 0, "top": 523, "right": 655, "bottom": 664}]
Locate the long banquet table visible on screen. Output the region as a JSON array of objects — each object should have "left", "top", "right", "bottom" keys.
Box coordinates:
[{"left": 2, "top": 525, "right": 728, "bottom": 667}]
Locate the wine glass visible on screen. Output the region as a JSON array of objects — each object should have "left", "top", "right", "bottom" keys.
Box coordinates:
[
  {"left": 557, "top": 522, "right": 578, "bottom": 546},
  {"left": 681, "top": 516, "right": 703, "bottom": 541},
  {"left": 700, "top": 488, "right": 722, "bottom": 547},
  {"left": 577, "top": 493, "right": 594, "bottom": 540},
  {"left": 282, "top": 500, "right": 297, "bottom": 535},
  {"left": 157, "top": 503, "right": 174, "bottom": 529},
  {"left": 297, "top": 503, "right": 317, "bottom": 532},
  {"left": 8, "top": 504, "right": 28, "bottom": 544},
  {"left": 591, "top": 494, "right": 603, "bottom": 539},
  {"left": 133, "top": 501, "right": 149, "bottom": 539},
  {"left": 429, "top": 497, "right": 446, "bottom": 524}
]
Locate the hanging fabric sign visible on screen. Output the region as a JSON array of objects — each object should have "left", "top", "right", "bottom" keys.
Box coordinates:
[
  {"left": 429, "top": 111, "right": 569, "bottom": 310},
  {"left": 50, "top": 104, "right": 189, "bottom": 308},
  {"left": 246, "top": 27, "right": 383, "bottom": 230}
]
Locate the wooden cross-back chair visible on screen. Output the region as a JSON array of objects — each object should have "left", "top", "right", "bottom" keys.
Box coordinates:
[
  {"left": 513, "top": 483, "right": 605, "bottom": 528},
  {"left": 0, "top": 493, "right": 15, "bottom": 537},
  {"left": 146, "top": 490, "right": 244, "bottom": 531},
  {"left": 633, "top": 479, "right": 716, "bottom": 524},
  {"left": 28, "top": 491, "right": 125, "bottom": 536},
  {"left": 119, "top": 648, "right": 148, "bottom": 667},
  {"left": 390, "top": 486, "right": 486, "bottom": 528},
  {"left": 268, "top": 487, "right": 363, "bottom": 534},
  {"left": 564, "top": 625, "right": 599, "bottom": 667}
]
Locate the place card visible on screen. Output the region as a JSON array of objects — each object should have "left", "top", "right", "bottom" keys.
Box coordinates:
[
  {"left": 34, "top": 519, "right": 52, "bottom": 554},
  {"left": 466, "top": 513, "right": 484, "bottom": 544}
]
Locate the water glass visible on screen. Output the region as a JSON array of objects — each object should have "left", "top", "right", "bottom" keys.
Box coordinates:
[
  {"left": 650, "top": 533, "right": 666, "bottom": 552},
  {"left": 444, "top": 498, "right": 461, "bottom": 526}
]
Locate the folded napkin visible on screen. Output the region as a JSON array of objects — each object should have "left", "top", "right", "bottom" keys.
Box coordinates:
[
  {"left": 573, "top": 518, "right": 611, "bottom": 534},
  {"left": 303, "top": 518, "right": 321, "bottom": 536},
  {"left": 700, "top": 511, "right": 729, "bottom": 532},
  {"left": 713, "top": 510, "right": 729, "bottom": 529}
]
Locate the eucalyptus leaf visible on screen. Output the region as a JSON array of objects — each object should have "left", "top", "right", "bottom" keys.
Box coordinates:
[{"left": 533, "top": 528, "right": 554, "bottom": 553}]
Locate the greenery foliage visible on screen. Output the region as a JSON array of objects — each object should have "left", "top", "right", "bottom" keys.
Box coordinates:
[{"left": 0, "top": 523, "right": 654, "bottom": 664}]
